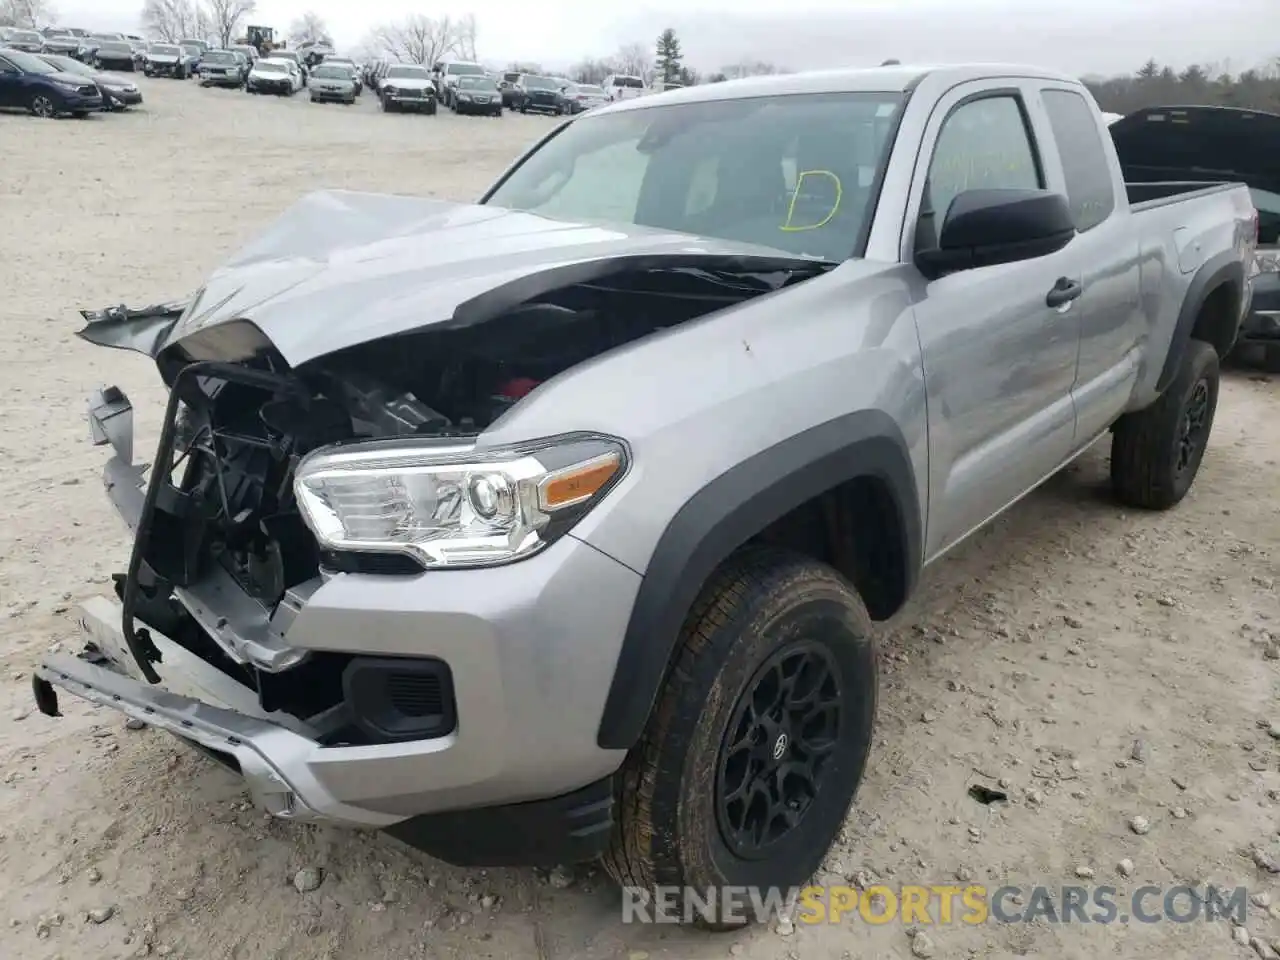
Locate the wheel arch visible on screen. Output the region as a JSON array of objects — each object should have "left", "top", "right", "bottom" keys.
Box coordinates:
[
  {"left": 595, "top": 410, "right": 922, "bottom": 751},
  {"left": 1156, "top": 253, "right": 1245, "bottom": 393}
]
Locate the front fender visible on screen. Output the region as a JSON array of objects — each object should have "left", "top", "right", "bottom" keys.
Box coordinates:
[{"left": 594, "top": 410, "right": 921, "bottom": 751}]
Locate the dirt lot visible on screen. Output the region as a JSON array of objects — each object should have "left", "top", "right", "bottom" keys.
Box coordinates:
[{"left": 1, "top": 74, "right": 1279, "bottom": 960}]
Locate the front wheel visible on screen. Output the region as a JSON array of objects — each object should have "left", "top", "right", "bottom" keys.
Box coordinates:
[
  {"left": 29, "top": 91, "right": 60, "bottom": 118},
  {"left": 1110, "top": 338, "right": 1220, "bottom": 510},
  {"left": 602, "top": 547, "right": 877, "bottom": 928}
]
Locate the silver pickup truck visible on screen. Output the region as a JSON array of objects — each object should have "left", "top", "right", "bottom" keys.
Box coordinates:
[{"left": 34, "top": 63, "right": 1257, "bottom": 923}]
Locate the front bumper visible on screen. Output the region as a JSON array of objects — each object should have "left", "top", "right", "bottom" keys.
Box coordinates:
[
  {"left": 249, "top": 79, "right": 292, "bottom": 93},
  {"left": 311, "top": 86, "right": 354, "bottom": 100},
  {"left": 59, "top": 88, "right": 104, "bottom": 111},
  {"left": 455, "top": 97, "right": 499, "bottom": 112},
  {"left": 385, "top": 92, "right": 434, "bottom": 106},
  {"left": 522, "top": 97, "right": 560, "bottom": 112},
  {"left": 105, "top": 88, "right": 143, "bottom": 106},
  {"left": 200, "top": 72, "right": 242, "bottom": 86},
  {"left": 35, "top": 384, "right": 637, "bottom": 861}
]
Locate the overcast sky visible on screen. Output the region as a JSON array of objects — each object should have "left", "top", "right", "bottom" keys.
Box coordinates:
[{"left": 56, "top": 0, "right": 1278, "bottom": 76}]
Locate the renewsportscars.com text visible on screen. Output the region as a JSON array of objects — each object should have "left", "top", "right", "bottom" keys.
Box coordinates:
[{"left": 621, "top": 884, "right": 1250, "bottom": 926}]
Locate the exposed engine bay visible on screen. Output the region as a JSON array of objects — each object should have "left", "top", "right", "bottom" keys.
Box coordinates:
[{"left": 119, "top": 261, "right": 820, "bottom": 730}]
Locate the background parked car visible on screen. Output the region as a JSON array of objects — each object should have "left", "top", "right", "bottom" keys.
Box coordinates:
[
  {"left": 308, "top": 62, "right": 356, "bottom": 104},
  {"left": 451, "top": 74, "right": 501, "bottom": 115},
  {"left": 268, "top": 48, "right": 307, "bottom": 86},
  {"left": 561, "top": 81, "right": 608, "bottom": 113},
  {"left": 0, "top": 47, "right": 103, "bottom": 117},
  {"left": 603, "top": 73, "right": 646, "bottom": 101},
  {"left": 379, "top": 62, "right": 437, "bottom": 113},
  {"left": 432, "top": 59, "right": 486, "bottom": 107},
  {"left": 144, "top": 43, "right": 187, "bottom": 78},
  {"left": 370, "top": 60, "right": 390, "bottom": 93},
  {"left": 230, "top": 44, "right": 258, "bottom": 68},
  {"left": 178, "top": 42, "right": 204, "bottom": 77},
  {"left": 0, "top": 27, "right": 45, "bottom": 53},
  {"left": 35, "top": 52, "right": 142, "bottom": 110},
  {"left": 245, "top": 57, "right": 301, "bottom": 95},
  {"left": 76, "top": 32, "right": 123, "bottom": 64},
  {"left": 498, "top": 70, "right": 521, "bottom": 107},
  {"left": 92, "top": 40, "right": 137, "bottom": 72},
  {"left": 320, "top": 55, "right": 361, "bottom": 94},
  {"left": 39, "top": 28, "right": 83, "bottom": 56},
  {"left": 198, "top": 49, "right": 247, "bottom": 87},
  {"left": 514, "top": 73, "right": 565, "bottom": 114}
]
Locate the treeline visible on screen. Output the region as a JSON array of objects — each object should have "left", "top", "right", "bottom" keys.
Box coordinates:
[{"left": 1085, "top": 59, "right": 1280, "bottom": 114}]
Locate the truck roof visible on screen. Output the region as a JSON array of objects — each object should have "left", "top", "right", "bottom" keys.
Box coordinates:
[{"left": 603, "top": 62, "right": 1081, "bottom": 112}]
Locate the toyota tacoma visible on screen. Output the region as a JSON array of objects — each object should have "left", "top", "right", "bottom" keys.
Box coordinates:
[{"left": 34, "top": 64, "right": 1257, "bottom": 924}]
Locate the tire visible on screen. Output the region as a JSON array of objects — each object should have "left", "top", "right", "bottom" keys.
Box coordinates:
[
  {"left": 425, "top": 101, "right": 436, "bottom": 116},
  {"left": 520, "top": 104, "right": 528, "bottom": 114},
  {"left": 29, "top": 91, "right": 60, "bottom": 118},
  {"left": 380, "top": 96, "right": 393, "bottom": 112},
  {"left": 1110, "top": 338, "right": 1220, "bottom": 510},
  {"left": 602, "top": 547, "right": 877, "bottom": 928}
]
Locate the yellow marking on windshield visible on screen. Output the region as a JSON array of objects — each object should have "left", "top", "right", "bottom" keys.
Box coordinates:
[{"left": 781, "top": 170, "right": 843, "bottom": 232}]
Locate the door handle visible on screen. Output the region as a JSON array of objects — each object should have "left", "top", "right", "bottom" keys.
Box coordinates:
[{"left": 1046, "top": 277, "right": 1083, "bottom": 309}]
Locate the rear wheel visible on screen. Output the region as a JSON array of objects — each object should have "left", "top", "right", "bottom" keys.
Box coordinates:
[
  {"left": 602, "top": 547, "right": 877, "bottom": 928},
  {"left": 29, "top": 92, "right": 59, "bottom": 118},
  {"left": 1111, "top": 338, "right": 1220, "bottom": 510}
]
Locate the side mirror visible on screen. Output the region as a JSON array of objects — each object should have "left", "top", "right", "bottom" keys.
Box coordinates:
[{"left": 916, "top": 188, "right": 1075, "bottom": 280}]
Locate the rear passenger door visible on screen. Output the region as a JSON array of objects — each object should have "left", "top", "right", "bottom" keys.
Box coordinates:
[
  {"left": 1030, "top": 85, "right": 1144, "bottom": 441},
  {"left": 906, "top": 81, "right": 1084, "bottom": 559}
]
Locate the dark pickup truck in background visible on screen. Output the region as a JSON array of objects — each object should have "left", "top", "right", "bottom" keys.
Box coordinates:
[{"left": 1111, "top": 105, "right": 1280, "bottom": 369}]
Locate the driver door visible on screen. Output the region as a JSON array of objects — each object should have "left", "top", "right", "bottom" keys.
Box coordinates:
[
  {"left": 907, "top": 82, "right": 1083, "bottom": 559},
  {"left": 0, "top": 56, "right": 20, "bottom": 108}
]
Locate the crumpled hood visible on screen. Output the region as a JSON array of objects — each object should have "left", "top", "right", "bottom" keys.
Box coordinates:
[{"left": 132, "top": 189, "right": 829, "bottom": 367}]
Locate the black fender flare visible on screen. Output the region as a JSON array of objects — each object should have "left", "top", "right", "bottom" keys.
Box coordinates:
[
  {"left": 595, "top": 409, "right": 922, "bottom": 750},
  {"left": 1155, "top": 252, "right": 1245, "bottom": 393}
]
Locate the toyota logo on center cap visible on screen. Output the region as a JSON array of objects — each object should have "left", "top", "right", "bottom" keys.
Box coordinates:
[{"left": 772, "top": 733, "right": 789, "bottom": 760}]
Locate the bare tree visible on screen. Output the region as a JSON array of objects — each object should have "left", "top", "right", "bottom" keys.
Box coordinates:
[
  {"left": 367, "top": 14, "right": 458, "bottom": 65},
  {"left": 141, "top": 0, "right": 201, "bottom": 41},
  {"left": 205, "top": 0, "right": 256, "bottom": 47},
  {"left": 720, "top": 60, "right": 785, "bottom": 79},
  {"left": 0, "top": 0, "right": 56, "bottom": 28},
  {"left": 613, "top": 41, "right": 648, "bottom": 79},
  {"left": 570, "top": 57, "right": 614, "bottom": 84},
  {"left": 289, "top": 10, "right": 328, "bottom": 45},
  {"left": 455, "top": 12, "right": 477, "bottom": 60}
]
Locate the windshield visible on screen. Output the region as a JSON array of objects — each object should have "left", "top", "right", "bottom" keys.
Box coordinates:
[
  {"left": 90, "top": 33, "right": 121, "bottom": 41},
  {"left": 100, "top": 42, "right": 132, "bottom": 54},
  {"left": 203, "top": 51, "right": 235, "bottom": 63},
  {"left": 486, "top": 91, "right": 904, "bottom": 262},
  {"left": 612, "top": 76, "right": 644, "bottom": 88},
  {"left": 312, "top": 65, "right": 349, "bottom": 79},
  {"left": 10, "top": 30, "right": 40, "bottom": 43},
  {"left": 459, "top": 76, "right": 497, "bottom": 91},
  {"left": 387, "top": 65, "right": 428, "bottom": 79},
  {"left": 2, "top": 49, "right": 56, "bottom": 72},
  {"left": 446, "top": 62, "right": 484, "bottom": 76},
  {"left": 180, "top": 39, "right": 208, "bottom": 49},
  {"left": 180, "top": 45, "right": 201, "bottom": 56},
  {"left": 523, "top": 75, "right": 557, "bottom": 90},
  {"left": 150, "top": 44, "right": 179, "bottom": 55},
  {"left": 255, "top": 61, "right": 286, "bottom": 73},
  {"left": 39, "top": 54, "right": 87, "bottom": 73}
]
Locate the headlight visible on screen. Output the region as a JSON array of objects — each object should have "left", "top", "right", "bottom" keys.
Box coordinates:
[
  {"left": 383, "top": 85, "right": 397, "bottom": 94},
  {"left": 459, "top": 93, "right": 472, "bottom": 100},
  {"left": 1257, "top": 250, "right": 1280, "bottom": 274},
  {"left": 52, "top": 77, "right": 82, "bottom": 88},
  {"left": 294, "top": 434, "right": 627, "bottom": 568}
]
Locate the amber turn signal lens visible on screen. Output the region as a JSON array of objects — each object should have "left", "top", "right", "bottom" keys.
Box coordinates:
[{"left": 537, "top": 453, "right": 622, "bottom": 511}]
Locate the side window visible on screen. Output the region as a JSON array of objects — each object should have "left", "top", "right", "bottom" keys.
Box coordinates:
[
  {"left": 1040, "top": 89, "right": 1116, "bottom": 231},
  {"left": 0, "top": 57, "right": 16, "bottom": 73},
  {"left": 925, "top": 95, "right": 1042, "bottom": 226}
]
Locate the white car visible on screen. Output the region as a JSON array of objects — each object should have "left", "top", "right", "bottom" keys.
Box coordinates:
[
  {"left": 431, "top": 59, "right": 486, "bottom": 107},
  {"left": 246, "top": 57, "right": 302, "bottom": 95},
  {"left": 603, "top": 73, "right": 646, "bottom": 101},
  {"left": 378, "top": 63, "right": 438, "bottom": 114}
]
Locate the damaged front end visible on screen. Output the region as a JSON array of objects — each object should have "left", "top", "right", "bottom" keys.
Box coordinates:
[{"left": 34, "top": 191, "right": 835, "bottom": 834}]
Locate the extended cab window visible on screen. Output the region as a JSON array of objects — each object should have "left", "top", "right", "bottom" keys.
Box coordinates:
[
  {"left": 924, "top": 95, "right": 1042, "bottom": 228},
  {"left": 1040, "top": 88, "right": 1116, "bottom": 231}
]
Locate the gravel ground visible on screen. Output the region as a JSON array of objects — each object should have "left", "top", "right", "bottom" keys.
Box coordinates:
[{"left": 1, "top": 74, "right": 1279, "bottom": 960}]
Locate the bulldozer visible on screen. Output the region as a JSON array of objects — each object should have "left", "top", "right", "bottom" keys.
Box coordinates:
[{"left": 241, "top": 25, "right": 279, "bottom": 59}]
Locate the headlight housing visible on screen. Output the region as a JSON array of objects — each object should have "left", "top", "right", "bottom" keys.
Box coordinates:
[
  {"left": 294, "top": 434, "right": 627, "bottom": 569},
  {"left": 1257, "top": 249, "right": 1280, "bottom": 275}
]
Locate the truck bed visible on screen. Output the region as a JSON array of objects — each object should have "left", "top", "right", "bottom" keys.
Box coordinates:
[{"left": 1125, "top": 180, "right": 1240, "bottom": 211}]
